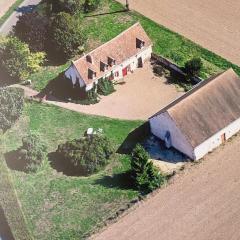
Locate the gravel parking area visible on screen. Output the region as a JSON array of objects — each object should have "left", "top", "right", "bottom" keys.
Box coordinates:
[
  {"left": 55, "top": 62, "right": 182, "bottom": 120},
  {"left": 21, "top": 61, "right": 182, "bottom": 120}
]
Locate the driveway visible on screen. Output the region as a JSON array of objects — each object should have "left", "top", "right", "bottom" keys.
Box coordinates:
[
  {"left": 93, "top": 134, "right": 240, "bottom": 240},
  {"left": 19, "top": 62, "right": 182, "bottom": 120},
  {"left": 117, "top": 0, "right": 240, "bottom": 66},
  {"left": 0, "top": 0, "right": 41, "bottom": 35}
]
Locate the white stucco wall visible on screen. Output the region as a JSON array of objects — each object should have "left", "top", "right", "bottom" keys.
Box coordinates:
[
  {"left": 149, "top": 112, "right": 194, "bottom": 159},
  {"left": 65, "top": 45, "right": 152, "bottom": 91},
  {"left": 194, "top": 117, "right": 240, "bottom": 160},
  {"left": 65, "top": 65, "right": 85, "bottom": 88}
]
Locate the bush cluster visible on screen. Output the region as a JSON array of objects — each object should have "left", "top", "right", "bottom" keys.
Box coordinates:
[
  {"left": 0, "top": 36, "right": 45, "bottom": 81},
  {"left": 97, "top": 78, "right": 115, "bottom": 96},
  {"left": 0, "top": 88, "right": 24, "bottom": 132},
  {"left": 184, "top": 57, "right": 203, "bottom": 78},
  {"left": 20, "top": 132, "right": 48, "bottom": 172},
  {"left": 131, "top": 144, "right": 165, "bottom": 193},
  {"left": 57, "top": 134, "right": 114, "bottom": 175}
]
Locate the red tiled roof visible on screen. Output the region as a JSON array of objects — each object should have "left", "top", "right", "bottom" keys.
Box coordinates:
[{"left": 72, "top": 22, "right": 152, "bottom": 85}]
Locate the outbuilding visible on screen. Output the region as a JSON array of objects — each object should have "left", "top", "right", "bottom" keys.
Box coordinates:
[{"left": 149, "top": 69, "right": 240, "bottom": 160}]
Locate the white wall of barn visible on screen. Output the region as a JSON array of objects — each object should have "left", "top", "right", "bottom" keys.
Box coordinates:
[
  {"left": 149, "top": 112, "right": 194, "bottom": 159},
  {"left": 194, "top": 117, "right": 240, "bottom": 160}
]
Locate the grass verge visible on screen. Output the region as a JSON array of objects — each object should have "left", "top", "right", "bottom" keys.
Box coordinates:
[
  {"left": 0, "top": 0, "right": 25, "bottom": 27},
  {"left": 0, "top": 148, "right": 33, "bottom": 239}
]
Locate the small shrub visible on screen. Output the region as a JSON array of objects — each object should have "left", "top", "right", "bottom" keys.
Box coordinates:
[
  {"left": 153, "top": 65, "right": 164, "bottom": 76},
  {"left": 0, "top": 88, "right": 24, "bottom": 132},
  {"left": 21, "top": 132, "right": 48, "bottom": 172},
  {"left": 184, "top": 57, "right": 203, "bottom": 78},
  {"left": 83, "top": 0, "right": 100, "bottom": 13},
  {"left": 131, "top": 144, "right": 165, "bottom": 193},
  {"left": 97, "top": 78, "right": 115, "bottom": 96},
  {"left": 57, "top": 134, "right": 114, "bottom": 175}
]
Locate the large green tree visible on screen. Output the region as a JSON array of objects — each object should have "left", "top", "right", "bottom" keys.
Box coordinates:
[
  {"left": 14, "top": 12, "right": 48, "bottom": 52},
  {"left": 57, "top": 134, "right": 114, "bottom": 175},
  {"left": 0, "top": 87, "right": 24, "bottom": 132},
  {"left": 131, "top": 144, "right": 165, "bottom": 193},
  {"left": 49, "top": 12, "right": 86, "bottom": 60},
  {"left": 0, "top": 37, "right": 45, "bottom": 81}
]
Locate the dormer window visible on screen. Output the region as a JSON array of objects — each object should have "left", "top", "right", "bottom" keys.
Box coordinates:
[
  {"left": 88, "top": 68, "right": 96, "bottom": 79},
  {"left": 108, "top": 57, "right": 116, "bottom": 67},
  {"left": 136, "top": 38, "right": 145, "bottom": 49},
  {"left": 86, "top": 55, "right": 93, "bottom": 64},
  {"left": 100, "top": 61, "right": 108, "bottom": 72}
]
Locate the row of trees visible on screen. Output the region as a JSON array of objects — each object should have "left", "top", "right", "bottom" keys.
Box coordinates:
[
  {"left": 14, "top": 12, "right": 85, "bottom": 61},
  {"left": 13, "top": 0, "right": 101, "bottom": 61}
]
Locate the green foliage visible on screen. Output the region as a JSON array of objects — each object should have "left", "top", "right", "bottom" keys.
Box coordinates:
[
  {"left": 49, "top": 12, "right": 86, "bottom": 60},
  {"left": 21, "top": 132, "right": 48, "bottom": 172},
  {"left": 57, "top": 134, "right": 114, "bottom": 175},
  {"left": 131, "top": 144, "right": 164, "bottom": 193},
  {"left": 0, "top": 37, "right": 45, "bottom": 81},
  {"left": 83, "top": 0, "right": 100, "bottom": 13},
  {"left": 0, "top": 88, "right": 24, "bottom": 132},
  {"left": 44, "top": 0, "right": 83, "bottom": 15},
  {"left": 14, "top": 12, "right": 48, "bottom": 52},
  {"left": 184, "top": 57, "right": 203, "bottom": 78},
  {"left": 97, "top": 78, "right": 115, "bottom": 96}
]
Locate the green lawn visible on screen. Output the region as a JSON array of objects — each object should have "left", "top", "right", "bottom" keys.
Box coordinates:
[
  {"left": 4, "top": 101, "right": 143, "bottom": 239},
  {"left": 31, "top": 0, "right": 240, "bottom": 91}
]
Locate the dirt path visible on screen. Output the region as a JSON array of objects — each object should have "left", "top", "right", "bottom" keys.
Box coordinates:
[
  {"left": 93, "top": 134, "right": 240, "bottom": 240},
  {"left": 16, "top": 63, "right": 182, "bottom": 120},
  {"left": 118, "top": 0, "right": 240, "bottom": 66}
]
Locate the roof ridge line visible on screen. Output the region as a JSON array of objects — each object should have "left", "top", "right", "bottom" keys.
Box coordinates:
[
  {"left": 149, "top": 68, "right": 234, "bottom": 119},
  {"left": 73, "top": 22, "right": 141, "bottom": 66}
]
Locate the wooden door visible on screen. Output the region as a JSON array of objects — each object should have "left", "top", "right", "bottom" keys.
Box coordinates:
[
  {"left": 221, "top": 133, "right": 226, "bottom": 143},
  {"left": 122, "top": 67, "right": 127, "bottom": 77}
]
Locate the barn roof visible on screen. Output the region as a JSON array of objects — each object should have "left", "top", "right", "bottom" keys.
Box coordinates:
[
  {"left": 150, "top": 69, "right": 240, "bottom": 148},
  {"left": 72, "top": 22, "right": 152, "bottom": 85}
]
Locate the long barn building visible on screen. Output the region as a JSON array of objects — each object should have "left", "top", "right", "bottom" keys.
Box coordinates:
[{"left": 149, "top": 69, "right": 240, "bottom": 160}]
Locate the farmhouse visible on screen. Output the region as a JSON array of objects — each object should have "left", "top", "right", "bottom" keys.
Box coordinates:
[
  {"left": 149, "top": 69, "right": 240, "bottom": 160},
  {"left": 65, "top": 22, "right": 152, "bottom": 91}
]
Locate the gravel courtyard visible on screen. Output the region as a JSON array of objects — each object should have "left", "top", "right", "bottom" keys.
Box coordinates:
[{"left": 41, "top": 62, "right": 182, "bottom": 120}]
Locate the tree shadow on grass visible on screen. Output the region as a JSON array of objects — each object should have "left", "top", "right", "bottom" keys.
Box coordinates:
[
  {"left": 36, "top": 72, "right": 87, "bottom": 103},
  {"left": 0, "top": 205, "right": 14, "bottom": 240},
  {"left": 94, "top": 170, "right": 135, "bottom": 190},
  {"left": 4, "top": 150, "right": 28, "bottom": 173},
  {"left": 0, "top": 68, "right": 18, "bottom": 87},
  {"left": 84, "top": 9, "right": 128, "bottom": 18},
  {"left": 49, "top": 152, "right": 86, "bottom": 177},
  {"left": 117, "top": 122, "right": 150, "bottom": 154}
]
